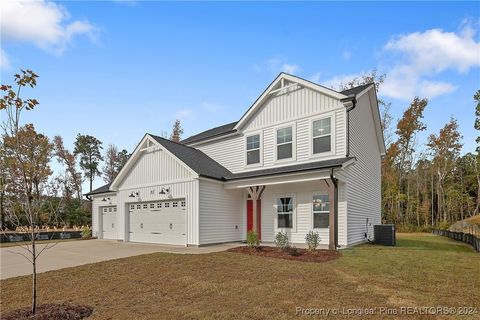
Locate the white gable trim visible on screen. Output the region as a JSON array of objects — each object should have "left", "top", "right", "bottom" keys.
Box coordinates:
[
  {"left": 366, "top": 88, "right": 386, "bottom": 155},
  {"left": 234, "top": 73, "right": 348, "bottom": 131},
  {"left": 110, "top": 135, "right": 198, "bottom": 190}
]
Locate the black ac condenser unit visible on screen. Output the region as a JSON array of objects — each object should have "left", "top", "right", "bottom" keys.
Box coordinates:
[{"left": 374, "top": 224, "right": 396, "bottom": 246}]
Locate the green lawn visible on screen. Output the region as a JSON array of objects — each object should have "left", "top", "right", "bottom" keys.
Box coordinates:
[{"left": 1, "top": 233, "right": 479, "bottom": 319}]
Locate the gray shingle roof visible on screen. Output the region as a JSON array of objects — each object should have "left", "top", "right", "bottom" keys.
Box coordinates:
[
  {"left": 181, "top": 121, "right": 238, "bottom": 144},
  {"left": 85, "top": 183, "right": 112, "bottom": 196},
  {"left": 226, "top": 157, "right": 354, "bottom": 180},
  {"left": 150, "top": 135, "right": 233, "bottom": 181},
  {"left": 340, "top": 83, "right": 373, "bottom": 97}
]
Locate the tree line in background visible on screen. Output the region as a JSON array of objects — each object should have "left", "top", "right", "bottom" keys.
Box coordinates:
[
  {"left": 341, "top": 72, "right": 479, "bottom": 231},
  {"left": 0, "top": 70, "right": 184, "bottom": 229}
]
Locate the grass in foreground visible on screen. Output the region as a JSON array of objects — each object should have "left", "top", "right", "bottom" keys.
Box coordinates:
[{"left": 1, "top": 234, "right": 478, "bottom": 319}]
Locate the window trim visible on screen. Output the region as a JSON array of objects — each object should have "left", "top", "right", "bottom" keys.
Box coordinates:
[
  {"left": 244, "top": 131, "right": 263, "bottom": 167},
  {"left": 311, "top": 192, "right": 330, "bottom": 230},
  {"left": 274, "top": 123, "right": 296, "bottom": 163},
  {"left": 310, "top": 113, "right": 335, "bottom": 158},
  {"left": 274, "top": 193, "right": 296, "bottom": 232}
]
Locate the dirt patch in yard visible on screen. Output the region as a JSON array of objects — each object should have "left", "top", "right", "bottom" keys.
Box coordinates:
[
  {"left": 227, "top": 246, "right": 341, "bottom": 262},
  {"left": 1, "top": 303, "right": 93, "bottom": 320}
]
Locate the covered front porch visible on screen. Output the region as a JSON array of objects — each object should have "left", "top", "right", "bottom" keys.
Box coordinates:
[{"left": 225, "top": 167, "right": 348, "bottom": 250}]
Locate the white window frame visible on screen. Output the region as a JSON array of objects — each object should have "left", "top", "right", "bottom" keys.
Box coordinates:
[
  {"left": 274, "top": 123, "right": 296, "bottom": 163},
  {"left": 244, "top": 131, "right": 263, "bottom": 167},
  {"left": 310, "top": 112, "right": 335, "bottom": 158},
  {"left": 274, "top": 193, "right": 296, "bottom": 232},
  {"left": 311, "top": 193, "right": 330, "bottom": 230}
]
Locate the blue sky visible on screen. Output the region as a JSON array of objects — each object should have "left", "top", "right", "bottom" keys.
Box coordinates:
[{"left": 1, "top": 1, "right": 479, "bottom": 191}]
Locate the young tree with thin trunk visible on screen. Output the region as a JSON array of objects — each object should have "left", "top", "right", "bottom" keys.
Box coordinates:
[
  {"left": 0, "top": 70, "right": 61, "bottom": 314},
  {"left": 170, "top": 119, "right": 184, "bottom": 142},
  {"left": 73, "top": 134, "right": 103, "bottom": 193}
]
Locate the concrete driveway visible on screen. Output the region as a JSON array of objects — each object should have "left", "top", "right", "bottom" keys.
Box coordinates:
[{"left": 0, "top": 240, "right": 240, "bottom": 280}]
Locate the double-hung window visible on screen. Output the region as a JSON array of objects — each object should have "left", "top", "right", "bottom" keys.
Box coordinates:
[
  {"left": 246, "top": 134, "right": 260, "bottom": 165},
  {"left": 312, "top": 118, "right": 331, "bottom": 154},
  {"left": 313, "top": 194, "right": 329, "bottom": 228},
  {"left": 276, "top": 127, "right": 293, "bottom": 160},
  {"left": 277, "top": 197, "right": 294, "bottom": 228}
]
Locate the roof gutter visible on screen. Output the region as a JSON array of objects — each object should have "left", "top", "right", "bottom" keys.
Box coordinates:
[{"left": 341, "top": 96, "right": 357, "bottom": 158}]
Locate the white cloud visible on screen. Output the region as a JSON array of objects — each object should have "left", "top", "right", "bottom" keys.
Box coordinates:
[
  {"left": 281, "top": 63, "right": 300, "bottom": 74},
  {"left": 418, "top": 80, "right": 457, "bottom": 98},
  {"left": 173, "top": 109, "right": 194, "bottom": 120},
  {"left": 263, "top": 57, "right": 301, "bottom": 75},
  {"left": 1, "top": 0, "right": 96, "bottom": 55},
  {"left": 320, "top": 73, "right": 363, "bottom": 90},
  {"left": 384, "top": 25, "right": 480, "bottom": 74},
  {"left": 0, "top": 49, "right": 11, "bottom": 70},
  {"left": 380, "top": 22, "right": 479, "bottom": 100}
]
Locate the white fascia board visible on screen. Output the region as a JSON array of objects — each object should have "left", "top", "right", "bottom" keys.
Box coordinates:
[{"left": 367, "top": 90, "right": 386, "bottom": 155}]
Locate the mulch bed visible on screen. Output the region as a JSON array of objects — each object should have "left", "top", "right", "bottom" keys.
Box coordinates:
[
  {"left": 1, "top": 303, "right": 93, "bottom": 320},
  {"left": 227, "top": 246, "right": 341, "bottom": 263}
]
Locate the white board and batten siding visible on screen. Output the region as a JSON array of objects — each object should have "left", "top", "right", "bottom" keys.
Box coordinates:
[
  {"left": 259, "top": 180, "right": 348, "bottom": 247},
  {"left": 120, "top": 147, "right": 194, "bottom": 189},
  {"left": 345, "top": 91, "right": 382, "bottom": 245},
  {"left": 198, "top": 179, "right": 243, "bottom": 244},
  {"left": 195, "top": 87, "right": 347, "bottom": 173}
]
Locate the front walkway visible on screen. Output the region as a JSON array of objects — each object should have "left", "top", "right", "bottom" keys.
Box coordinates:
[{"left": 0, "top": 239, "right": 241, "bottom": 279}]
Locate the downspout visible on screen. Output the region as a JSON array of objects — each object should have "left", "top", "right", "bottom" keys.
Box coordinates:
[
  {"left": 341, "top": 96, "right": 357, "bottom": 157},
  {"left": 330, "top": 168, "right": 339, "bottom": 249}
]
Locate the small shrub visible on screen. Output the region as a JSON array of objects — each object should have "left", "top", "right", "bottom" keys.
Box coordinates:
[
  {"left": 438, "top": 221, "right": 450, "bottom": 231},
  {"left": 305, "top": 231, "right": 320, "bottom": 251},
  {"left": 274, "top": 231, "right": 290, "bottom": 251},
  {"left": 288, "top": 246, "right": 301, "bottom": 256},
  {"left": 247, "top": 231, "right": 260, "bottom": 248},
  {"left": 81, "top": 226, "right": 92, "bottom": 238}
]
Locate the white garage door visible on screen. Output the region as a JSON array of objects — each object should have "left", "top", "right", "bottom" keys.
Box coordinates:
[
  {"left": 101, "top": 206, "right": 117, "bottom": 239},
  {"left": 129, "top": 199, "right": 186, "bottom": 245}
]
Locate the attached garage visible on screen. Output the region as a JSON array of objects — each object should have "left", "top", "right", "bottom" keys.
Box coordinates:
[
  {"left": 128, "top": 199, "right": 186, "bottom": 245},
  {"left": 101, "top": 206, "right": 117, "bottom": 239}
]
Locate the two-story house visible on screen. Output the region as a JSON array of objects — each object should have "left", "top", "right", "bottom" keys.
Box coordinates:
[{"left": 86, "top": 73, "right": 385, "bottom": 249}]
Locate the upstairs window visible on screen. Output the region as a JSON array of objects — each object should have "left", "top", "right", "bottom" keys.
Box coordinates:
[
  {"left": 246, "top": 134, "right": 260, "bottom": 165},
  {"left": 312, "top": 118, "right": 331, "bottom": 154},
  {"left": 276, "top": 127, "right": 293, "bottom": 160},
  {"left": 313, "top": 194, "right": 330, "bottom": 228}
]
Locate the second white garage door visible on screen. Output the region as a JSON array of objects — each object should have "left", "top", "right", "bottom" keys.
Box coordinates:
[{"left": 129, "top": 199, "right": 186, "bottom": 245}]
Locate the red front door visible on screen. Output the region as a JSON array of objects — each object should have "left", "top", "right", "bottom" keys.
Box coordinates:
[{"left": 247, "top": 199, "right": 261, "bottom": 240}]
